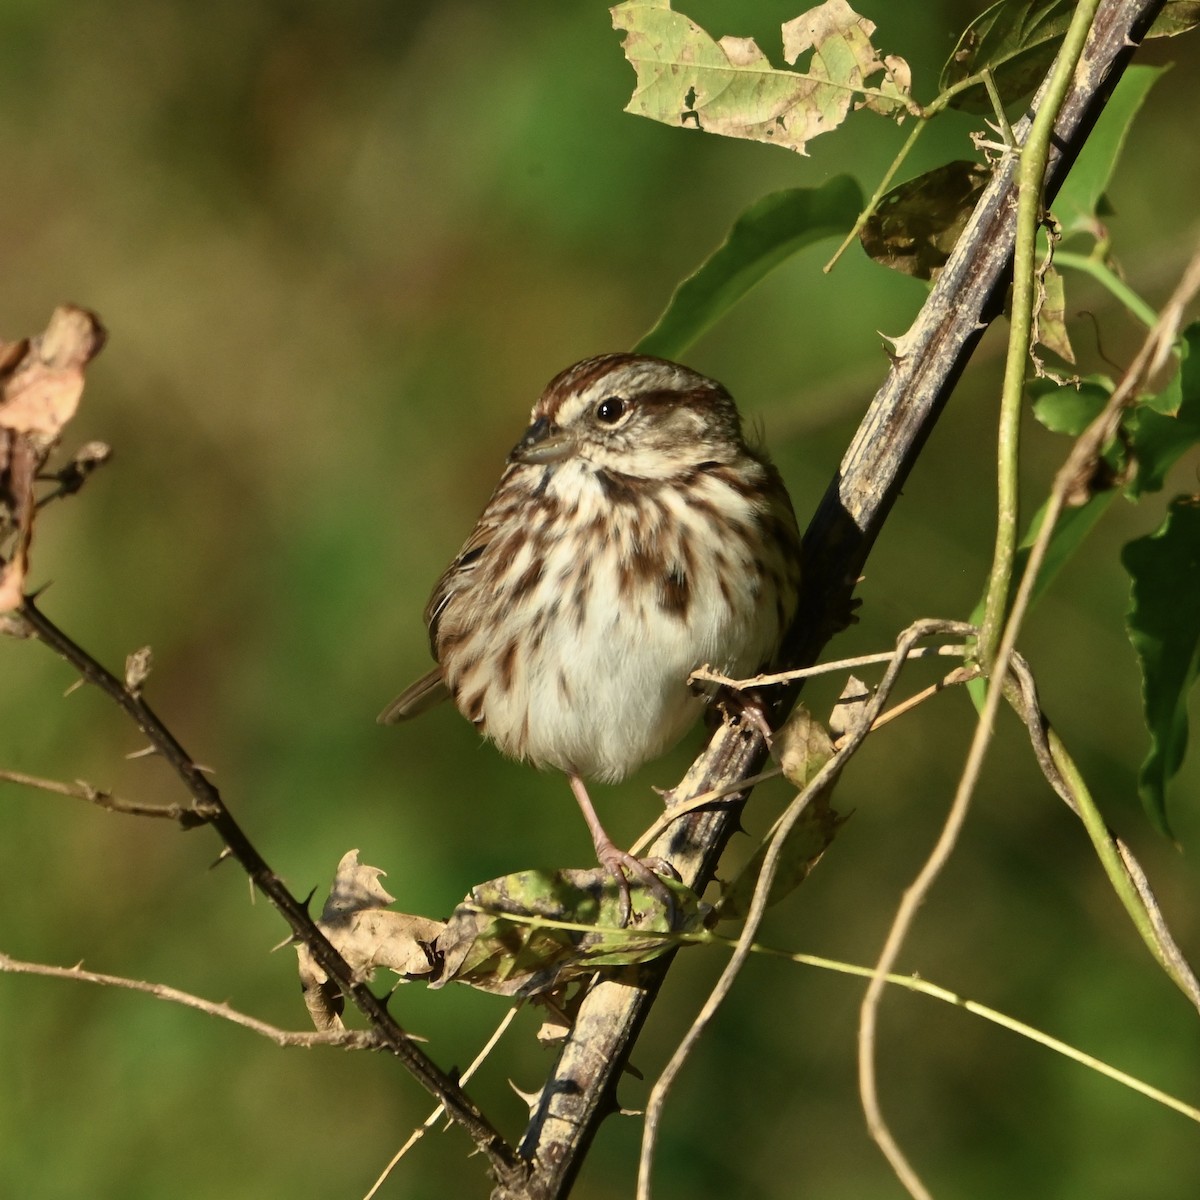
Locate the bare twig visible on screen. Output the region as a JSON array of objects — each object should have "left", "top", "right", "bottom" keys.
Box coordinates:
[
  {"left": 849, "top": 664, "right": 979, "bottom": 741},
  {"left": 0, "top": 950, "right": 378, "bottom": 1049},
  {"left": 0, "top": 766, "right": 217, "bottom": 824},
  {"left": 639, "top": 619, "right": 975, "bottom": 1200},
  {"left": 689, "top": 642, "right": 967, "bottom": 690},
  {"left": 629, "top": 647, "right": 976, "bottom": 857},
  {"left": 365, "top": 1006, "right": 523, "bottom": 1200},
  {"left": 755, "top": 943, "right": 1200, "bottom": 1124},
  {"left": 17, "top": 595, "right": 524, "bottom": 1189}
]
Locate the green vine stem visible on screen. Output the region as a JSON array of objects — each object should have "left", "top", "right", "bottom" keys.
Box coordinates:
[
  {"left": 1045, "top": 726, "right": 1200, "bottom": 1009},
  {"left": 1056, "top": 248, "right": 1161, "bottom": 328},
  {"left": 977, "top": 0, "right": 1105, "bottom": 668}
]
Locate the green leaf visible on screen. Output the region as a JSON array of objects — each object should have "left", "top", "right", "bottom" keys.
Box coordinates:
[
  {"left": 611, "top": 0, "right": 913, "bottom": 157},
  {"left": 433, "top": 867, "right": 703, "bottom": 997},
  {"left": 636, "top": 176, "right": 862, "bottom": 359},
  {"left": 1035, "top": 263, "right": 1075, "bottom": 364},
  {"left": 1127, "top": 323, "right": 1200, "bottom": 498},
  {"left": 1030, "top": 376, "right": 1110, "bottom": 435},
  {"left": 859, "top": 160, "right": 990, "bottom": 280},
  {"left": 1122, "top": 497, "right": 1200, "bottom": 834},
  {"left": 1053, "top": 66, "right": 1165, "bottom": 238},
  {"left": 1150, "top": 0, "right": 1200, "bottom": 37},
  {"left": 1019, "top": 489, "right": 1118, "bottom": 607},
  {"left": 940, "top": 0, "right": 1074, "bottom": 113},
  {"left": 942, "top": 0, "right": 1192, "bottom": 112}
]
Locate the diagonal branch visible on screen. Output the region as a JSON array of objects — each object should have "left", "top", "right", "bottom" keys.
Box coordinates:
[
  {"left": 503, "top": 1, "right": 1168, "bottom": 1196},
  {"left": 18, "top": 594, "right": 526, "bottom": 1190},
  {"left": 0, "top": 950, "right": 380, "bottom": 1049},
  {"left": 0, "top": 765, "right": 216, "bottom": 822}
]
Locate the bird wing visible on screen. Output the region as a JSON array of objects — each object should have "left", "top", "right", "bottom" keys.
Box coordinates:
[
  {"left": 422, "top": 516, "right": 495, "bottom": 646},
  {"left": 379, "top": 508, "right": 501, "bottom": 725},
  {"left": 377, "top": 668, "right": 450, "bottom": 724}
]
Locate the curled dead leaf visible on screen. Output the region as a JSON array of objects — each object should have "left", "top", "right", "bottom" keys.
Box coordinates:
[
  {"left": 296, "top": 850, "right": 445, "bottom": 1029},
  {"left": 0, "top": 306, "right": 106, "bottom": 611},
  {"left": 297, "top": 852, "right": 705, "bottom": 1028}
]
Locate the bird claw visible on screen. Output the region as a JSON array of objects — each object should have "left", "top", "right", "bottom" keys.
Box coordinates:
[{"left": 596, "top": 845, "right": 677, "bottom": 929}]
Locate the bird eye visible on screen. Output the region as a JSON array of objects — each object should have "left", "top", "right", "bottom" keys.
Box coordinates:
[{"left": 595, "top": 396, "right": 627, "bottom": 424}]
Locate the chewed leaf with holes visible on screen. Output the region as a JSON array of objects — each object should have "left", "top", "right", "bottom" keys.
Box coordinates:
[
  {"left": 940, "top": 0, "right": 1074, "bottom": 113},
  {"left": 434, "top": 867, "right": 704, "bottom": 997},
  {"left": 611, "top": 0, "right": 912, "bottom": 157}
]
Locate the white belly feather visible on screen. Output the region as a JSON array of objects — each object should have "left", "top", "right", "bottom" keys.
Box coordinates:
[{"left": 467, "top": 460, "right": 790, "bottom": 781}]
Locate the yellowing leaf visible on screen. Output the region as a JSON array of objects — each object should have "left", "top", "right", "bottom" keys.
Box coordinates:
[
  {"left": 776, "top": 702, "right": 835, "bottom": 789},
  {"left": 611, "top": 0, "right": 913, "bottom": 157},
  {"left": 1035, "top": 263, "right": 1075, "bottom": 366},
  {"left": 435, "top": 867, "right": 704, "bottom": 998}
]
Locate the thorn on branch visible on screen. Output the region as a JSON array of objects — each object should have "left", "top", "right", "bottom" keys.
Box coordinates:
[{"left": 0, "top": 766, "right": 219, "bottom": 825}]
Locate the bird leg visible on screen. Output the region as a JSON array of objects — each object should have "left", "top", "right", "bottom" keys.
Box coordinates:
[
  {"left": 736, "top": 690, "right": 776, "bottom": 748},
  {"left": 568, "top": 773, "right": 675, "bottom": 927}
]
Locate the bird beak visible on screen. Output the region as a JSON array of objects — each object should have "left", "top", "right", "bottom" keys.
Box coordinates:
[{"left": 509, "top": 416, "right": 574, "bottom": 465}]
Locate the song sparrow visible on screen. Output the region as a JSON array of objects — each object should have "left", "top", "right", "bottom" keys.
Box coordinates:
[{"left": 380, "top": 353, "right": 801, "bottom": 922}]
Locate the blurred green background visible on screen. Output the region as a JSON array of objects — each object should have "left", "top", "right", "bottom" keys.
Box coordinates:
[{"left": 2, "top": 2, "right": 1199, "bottom": 1197}]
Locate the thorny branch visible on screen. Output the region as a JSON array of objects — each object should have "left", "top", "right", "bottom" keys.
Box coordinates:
[
  {"left": 0, "top": 951, "right": 380, "bottom": 1050},
  {"left": 15, "top": 594, "right": 526, "bottom": 1189},
  {"left": 0, "top": 765, "right": 217, "bottom": 823},
  {"left": 505, "top": 2, "right": 1173, "bottom": 1198}
]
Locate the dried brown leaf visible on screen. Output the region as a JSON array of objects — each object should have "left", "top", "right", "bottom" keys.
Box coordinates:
[
  {"left": 296, "top": 850, "right": 445, "bottom": 1029},
  {"left": 124, "top": 646, "right": 154, "bottom": 694},
  {"left": 829, "top": 674, "right": 872, "bottom": 740},
  {"left": 1034, "top": 262, "right": 1076, "bottom": 366},
  {"left": 0, "top": 306, "right": 106, "bottom": 612},
  {"left": 861, "top": 161, "right": 991, "bottom": 280},
  {"left": 777, "top": 701, "right": 836, "bottom": 789},
  {"left": 0, "top": 306, "right": 106, "bottom": 443}
]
